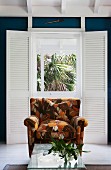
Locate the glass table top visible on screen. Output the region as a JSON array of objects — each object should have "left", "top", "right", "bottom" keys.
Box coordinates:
[{"left": 27, "top": 144, "right": 86, "bottom": 169}]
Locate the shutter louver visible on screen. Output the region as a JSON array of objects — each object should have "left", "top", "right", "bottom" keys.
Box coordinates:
[
  {"left": 7, "top": 31, "right": 30, "bottom": 144},
  {"left": 9, "top": 97, "right": 29, "bottom": 133},
  {"left": 83, "top": 32, "right": 107, "bottom": 144},
  {"left": 10, "top": 37, "right": 29, "bottom": 90}
]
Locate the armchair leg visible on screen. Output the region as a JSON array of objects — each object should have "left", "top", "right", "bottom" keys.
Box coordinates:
[
  {"left": 76, "top": 126, "right": 83, "bottom": 156},
  {"left": 29, "top": 144, "right": 34, "bottom": 157},
  {"left": 27, "top": 127, "right": 35, "bottom": 157},
  {"left": 76, "top": 126, "right": 81, "bottom": 145}
]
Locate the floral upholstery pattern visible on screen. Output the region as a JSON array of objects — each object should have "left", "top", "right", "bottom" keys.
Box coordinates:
[
  {"left": 30, "top": 98, "right": 80, "bottom": 123},
  {"left": 36, "top": 119, "right": 76, "bottom": 140},
  {"left": 24, "top": 98, "right": 88, "bottom": 157}
]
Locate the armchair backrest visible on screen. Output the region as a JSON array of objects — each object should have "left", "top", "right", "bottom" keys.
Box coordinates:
[{"left": 30, "top": 98, "right": 80, "bottom": 123}]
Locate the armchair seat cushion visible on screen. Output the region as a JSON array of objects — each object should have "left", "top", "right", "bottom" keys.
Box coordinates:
[{"left": 36, "top": 119, "right": 76, "bottom": 140}]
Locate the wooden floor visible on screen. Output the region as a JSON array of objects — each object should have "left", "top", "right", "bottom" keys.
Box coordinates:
[{"left": 0, "top": 144, "right": 111, "bottom": 170}]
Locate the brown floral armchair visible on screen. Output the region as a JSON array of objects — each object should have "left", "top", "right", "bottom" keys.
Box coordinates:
[{"left": 24, "top": 98, "right": 88, "bottom": 157}]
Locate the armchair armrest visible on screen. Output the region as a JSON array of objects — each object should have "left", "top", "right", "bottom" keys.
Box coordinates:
[
  {"left": 71, "top": 116, "right": 88, "bottom": 129},
  {"left": 24, "top": 115, "right": 39, "bottom": 132},
  {"left": 24, "top": 115, "right": 39, "bottom": 157},
  {"left": 71, "top": 116, "right": 88, "bottom": 145}
]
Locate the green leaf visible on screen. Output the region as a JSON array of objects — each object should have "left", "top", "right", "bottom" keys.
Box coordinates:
[{"left": 48, "top": 138, "right": 90, "bottom": 162}]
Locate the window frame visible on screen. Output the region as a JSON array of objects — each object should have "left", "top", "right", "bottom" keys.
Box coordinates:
[{"left": 31, "top": 30, "right": 82, "bottom": 98}]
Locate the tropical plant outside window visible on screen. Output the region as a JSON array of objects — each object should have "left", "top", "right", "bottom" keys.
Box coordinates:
[{"left": 37, "top": 53, "right": 76, "bottom": 91}]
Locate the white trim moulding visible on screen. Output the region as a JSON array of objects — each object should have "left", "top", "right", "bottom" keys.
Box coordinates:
[{"left": 0, "top": 6, "right": 111, "bottom": 17}]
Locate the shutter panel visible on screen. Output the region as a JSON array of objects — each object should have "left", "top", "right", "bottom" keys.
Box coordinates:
[
  {"left": 7, "top": 31, "right": 31, "bottom": 144},
  {"left": 83, "top": 31, "right": 107, "bottom": 144}
]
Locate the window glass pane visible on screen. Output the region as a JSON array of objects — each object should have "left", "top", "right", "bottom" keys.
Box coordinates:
[
  {"left": 37, "top": 54, "right": 41, "bottom": 91},
  {"left": 36, "top": 38, "right": 78, "bottom": 92},
  {"left": 44, "top": 53, "right": 76, "bottom": 91}
]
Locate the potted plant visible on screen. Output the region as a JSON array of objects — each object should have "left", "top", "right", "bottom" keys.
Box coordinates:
[{"left": 48, "top": 138, "right": 89, "bottom": 164}]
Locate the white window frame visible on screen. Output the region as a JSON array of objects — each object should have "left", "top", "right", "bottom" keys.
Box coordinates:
[{"left": 31, "top": 30, "right": 82, "bottom": 98}]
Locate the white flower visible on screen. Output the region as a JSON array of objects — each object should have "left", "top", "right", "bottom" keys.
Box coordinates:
[
  {"left": 53, "top": 125, "right": 58, "bottom": 131},
  {"left": 59, "top": 134, "right": 64, "bottom": 139}
]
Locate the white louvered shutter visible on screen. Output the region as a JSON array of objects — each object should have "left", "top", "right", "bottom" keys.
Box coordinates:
[
  {"left": 83, "top": 31, "right": 107, "bottom": 144},
  {"left": 7, "top": 31, "right": 31, "bottom": 144}
]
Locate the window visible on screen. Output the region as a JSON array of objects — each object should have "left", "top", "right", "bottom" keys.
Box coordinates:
[
  {"left": 32, "top": 33, "right": 82, "bottom": 98},
  {"left": 37, "top": 53, "right": 76, "bottom": 92}
]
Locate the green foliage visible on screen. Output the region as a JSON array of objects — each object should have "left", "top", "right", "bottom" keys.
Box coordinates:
[
  {"left": 48, "top": 138, "right": 89, "bottom": 164},
  {"left": 37, "top": 54, "right": 41, "bottom": 91},
  {"left": 37, "top": 53, "right": 76, "bottom": 91}
]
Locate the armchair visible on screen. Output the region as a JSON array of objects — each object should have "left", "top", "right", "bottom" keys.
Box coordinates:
[{"left": 24, "top": 98, "right": 88, "bottom": 157}]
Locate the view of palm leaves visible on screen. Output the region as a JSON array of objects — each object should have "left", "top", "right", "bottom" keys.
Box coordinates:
[{"left": 37, "top": 53, "right": 76, "bottom": 91}]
